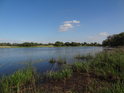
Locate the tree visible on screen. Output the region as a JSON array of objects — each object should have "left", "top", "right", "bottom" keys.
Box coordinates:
[
  {"left": 102, "top": 32, "right": 124, "bottom": 47},
  {"left": 54, "top": 41, "right": 64, "bottom": 46},
  {"left": 65, "top": 42, "right": 71, "bottom": 46}
]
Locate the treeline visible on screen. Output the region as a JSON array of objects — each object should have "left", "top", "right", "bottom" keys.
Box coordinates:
[
  {"left": 0, "top": 42, "right": 43, "bottom": 47},
  {"left": 0, "top": 42, "right": 101, "bottom": 47},
  {"left": 54, "top": 41, "right": 101, "bottom": 46},
  {"left": 102, "top": 32, "right": 124, "bottom": 47}
]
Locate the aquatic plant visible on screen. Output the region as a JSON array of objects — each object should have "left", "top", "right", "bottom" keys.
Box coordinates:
[
  {"left": 49, "top": 57, "right": 67, "bottom": 65},
  {"left": 49, "top": 58, "right": 56, "bottom": 64},
  {"left": 57, "top": 58, "right": 67, "bottom": 65}
]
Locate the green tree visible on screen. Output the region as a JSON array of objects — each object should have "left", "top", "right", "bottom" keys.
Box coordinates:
[
  {"left": 54, "top": 41, "right": 64, "bottom": 46},
  {"left": 102, "top": 32, "right": 124, "bottom": 47}
]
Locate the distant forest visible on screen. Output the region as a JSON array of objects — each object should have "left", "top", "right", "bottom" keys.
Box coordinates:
[
  {"left": 0, "top": 32, "right": 124, "bottom": 47},
  {"left": 0, "top": 42, "right": 101, "bottom": 47}
]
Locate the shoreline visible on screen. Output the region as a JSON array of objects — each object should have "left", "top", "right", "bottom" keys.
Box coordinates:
[
  {"left": 0, "top": 45, "right": 54, "bottom": 48},
  {"left": 0, "top": 45, "right": 102, "bottom": 48}
]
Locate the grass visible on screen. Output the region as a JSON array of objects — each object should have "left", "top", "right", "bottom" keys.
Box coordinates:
[
  {"left": 57, "top": 58, "right": 67, "bottom": 65},
  {"left": 0, "top": 47, "right": 124, "bottom": 93},
  {"left": 49, "top": 58, "right": 56, "bottom": 64},
  {"left": 0, "top": 46, "right": 20, "bottom": 48},
  {"left": 45, "top": 69, "right": 73, "bottom": 81},
  {"left": 49, "top": 57, "right": 67, "bottom": 65},
  {"left": 72, "top": 62, "right": 90, "bottom": 72},
  {"left": 75, "top": 54, "right": 94, "bottom": 60},
  {"left": 98, "top": 81, "right": 124, "bottom": 93},
  {"left": 90, "top": 50, "right": 124, "bottom": 80},
  {"left": 0, "top": 67, "right": 36, "bottom": 93}
]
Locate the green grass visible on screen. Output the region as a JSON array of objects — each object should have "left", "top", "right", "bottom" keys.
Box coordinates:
[
  {"left": 49, "top": 57, "right": 67, "bottom": 65},
  {"left": 101, "top": 82, "right": 124, "bottom": 93},
  {"left": 0, "top": 67, "right": 35, "bottom": 93},
  {"left": 57, "top": 58, "right": 67, "bottom": 65},
  {"left": 45, "top": 69, "right": 73, "bottom": 81},
  {"left": 72, "top": 62, "right": 90, "bottom": 72},
  {"left": 90, "top": 50, "right": 124, "bottom": 80},
  {"left": 75, "top": 54, "right": 94, "bottom": 60},
  {"left": 49, "top": 58, "right": 56, "bottom": 64}
]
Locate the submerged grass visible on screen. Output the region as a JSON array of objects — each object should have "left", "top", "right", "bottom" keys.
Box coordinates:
[{"left": 0, "top": 47, "right": 124, "bottom": 93}]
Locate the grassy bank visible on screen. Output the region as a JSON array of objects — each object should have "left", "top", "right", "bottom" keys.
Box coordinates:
[{"left": 0, "top": 48, "right": 124, "bottom": 93}]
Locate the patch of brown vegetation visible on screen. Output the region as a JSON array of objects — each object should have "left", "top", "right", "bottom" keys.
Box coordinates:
[{"left": 40, "top": 72, "right": 92, "bottom": 93}]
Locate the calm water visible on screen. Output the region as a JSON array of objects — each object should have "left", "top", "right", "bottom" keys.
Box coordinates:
[{"left": 0, "top": 47, "right": 103, "bottom": 76}]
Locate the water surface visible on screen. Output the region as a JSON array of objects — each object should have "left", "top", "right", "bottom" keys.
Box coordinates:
[{"left": 0, "top": 47, "right": 103, "bottom": 76}]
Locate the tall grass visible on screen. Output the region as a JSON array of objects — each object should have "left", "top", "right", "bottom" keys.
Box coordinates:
[
  {"left": 75, "top": 54, "right": 93, "bottom": 60},
  {"left": 72, "top": 62, "right": 90, "bottom": 72},
  {"left": 49, "top": 58, "right": 56, "bottom": 64},
  {"left": 0, "top": 67, "right": 35, "bottom": 93},
  {"left": 100, "top": 81, "right": 124, "bottom": 93},
  {"left": 90, "top": 50, "right": 124, "bottom": 81},
  {"left": 45, "top": 69, "right": 72, "bottom": 81}
]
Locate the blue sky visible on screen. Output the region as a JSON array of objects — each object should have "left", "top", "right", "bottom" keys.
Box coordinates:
[{"left": 0, "top": 0, "right": 124, "bottom": 43}]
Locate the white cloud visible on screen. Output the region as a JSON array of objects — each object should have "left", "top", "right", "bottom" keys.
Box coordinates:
[
  {"left": 88, "top": 32, "right": 109, "bottom": 43},
  {"left": 64, "top": 20, "right": 80, "bottom": 24},
  {"left": 59, "top": 20, "right": 80, "bottom": 32},
  {"left": 99, "top": 32, "right": 109, "bottom": 36},
  {"left": 60, "top": 23, "right": 73, "bottom": 32}
]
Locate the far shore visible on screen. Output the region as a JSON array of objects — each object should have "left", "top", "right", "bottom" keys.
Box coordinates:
[
  {"left": 0, "top": 45, "right": 103, "bottom": 48},
  {"left": 0, "top": 45, "right": 54, "bottom": 48}
]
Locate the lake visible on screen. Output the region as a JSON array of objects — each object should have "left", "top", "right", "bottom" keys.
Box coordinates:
[{"left": 0, "top": 47, "right": 103, "bottom": 76}]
